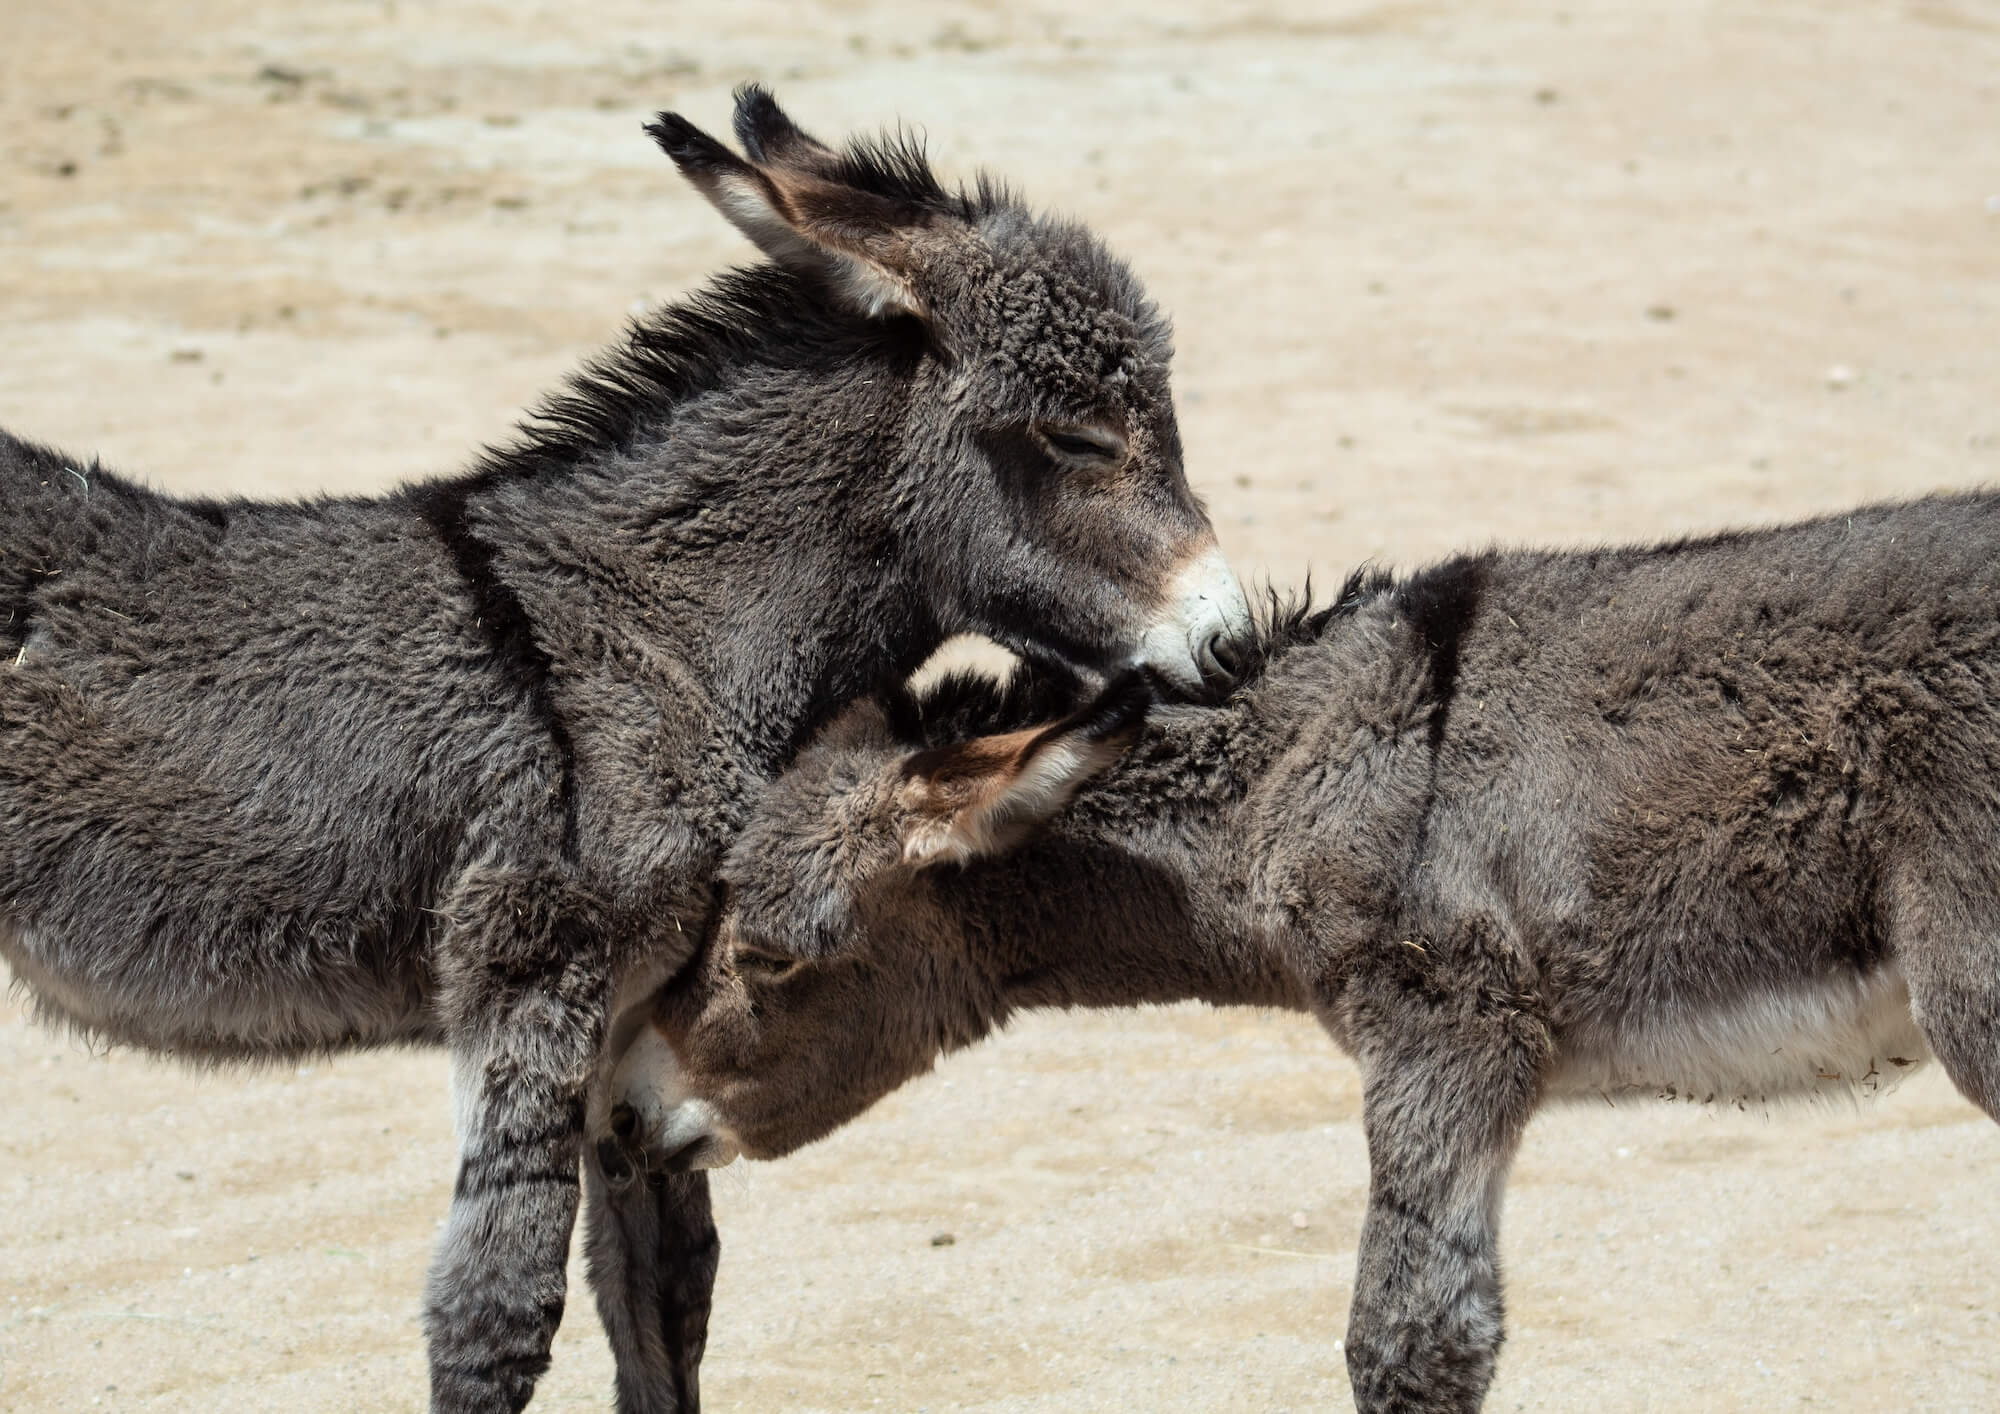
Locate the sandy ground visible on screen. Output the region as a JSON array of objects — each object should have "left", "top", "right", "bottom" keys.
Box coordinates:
[{"left": 3, "top": 1, "right": 1998, "bottom": 1409}]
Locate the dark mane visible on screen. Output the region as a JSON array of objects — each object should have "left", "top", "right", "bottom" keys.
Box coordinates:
[
  {"left": 430, "top": 130, "right": 1020, "bottom": 499},
  {"left": 399, "top": 269, "right": 913, "bottom": 854},
  {"left": 730, "top": 81, "right": 1009, "bottom": 223},
  {"left": 1215, "top": 566, "right": 1393, "bottom": 694},
  {"left": 825, "top": 129, "right": 1001, "bottom": 222},
  {"left": 442, "top": 267, "right": 882, "bottom": 494}
]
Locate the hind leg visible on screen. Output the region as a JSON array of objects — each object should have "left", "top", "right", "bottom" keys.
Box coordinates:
[{"left": 1896, "top": 877, "right": 2000, "bottom": 1122}]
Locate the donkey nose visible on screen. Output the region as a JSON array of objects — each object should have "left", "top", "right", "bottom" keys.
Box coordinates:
[
  {"left": 1199, "top": 630, "right": 1247, "bottom": 684},
  {"left": 661, "top": 1134, "right": 713, "bottom": 1173},
  {"left": 660, "top": 1128, "right": 742, "bottom": 1173},
  {"left": 638, "top": 1097, "right": 742, "bottom": 1172}
]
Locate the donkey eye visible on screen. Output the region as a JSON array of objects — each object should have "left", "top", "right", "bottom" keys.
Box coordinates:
[
  {"left": 1035, "top": 424, "right": 1127, "bottom": 464},
  {"left": 734, "top": 949, "right": 803, "bottom": 982}
]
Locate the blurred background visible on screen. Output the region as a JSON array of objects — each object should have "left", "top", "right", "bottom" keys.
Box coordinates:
[{"left": 2, "top": 2, "right": 1996, "bottom": 1409}]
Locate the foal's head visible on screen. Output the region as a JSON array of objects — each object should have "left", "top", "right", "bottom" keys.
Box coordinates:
[
  {"left": 618, "top": 666, "right": 1153, "bottom": 1166},
  {"left": 650, "top": 87, "right": 1247, "bottom": 696}
]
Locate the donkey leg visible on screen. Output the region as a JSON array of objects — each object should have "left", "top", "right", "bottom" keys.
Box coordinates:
[
  {"left": 425, "top": 873, "right": 614, "bottom": 1414},
  {"left": 583, "top": 1147, "right": 718, "bottom": 1414},
  {"left": 1342, "top": 995, "right": 1545, "bottom": 1414},
  {"left": 1895, "top": 876, "right": 2000, "bottom": 1123}
]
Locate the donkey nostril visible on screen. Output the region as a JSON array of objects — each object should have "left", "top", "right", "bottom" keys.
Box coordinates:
[
  {"left": 610, "top": 1103, "right": 637, "bottom": 1138},
  {"left": 1199, "top": 630, "right": 1246, "bottom": 686},
  {"left": 595, "top": 1134, "right": 635, "bottom": 1184}
]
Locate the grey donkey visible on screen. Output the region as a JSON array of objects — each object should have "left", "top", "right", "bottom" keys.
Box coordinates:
[
  {"left": 624, "top": 494, "right": 2000, "bottom": 1411},
  {"left": 0, "top": 87, "right": 1248, "bottom": 1413}
]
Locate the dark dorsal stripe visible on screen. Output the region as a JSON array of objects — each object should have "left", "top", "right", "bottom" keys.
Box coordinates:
[
  {"left": 410, "top": 477, "right": 581, "bottom": 860},
  {"left": 1395, "top": 553, "right": 1488, "bottom": 750}
]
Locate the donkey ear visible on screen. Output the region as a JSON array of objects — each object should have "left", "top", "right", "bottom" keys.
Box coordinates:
[
  {"left": 646, "top": 92, "right": 934, "bottom": 322},
  {"left": 731, "top": 83, "right": 843, "bottom": 175},
  {"left": 896, "top": 671, "right": 1154, "bottom": 867}
]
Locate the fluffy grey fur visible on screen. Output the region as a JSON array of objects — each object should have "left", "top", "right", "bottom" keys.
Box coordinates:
[
  {"left": 641, "top": 494, "right": 2000, "bottom": 1412},
  {"left": 0, "top": 87, "right": 1238, "bottom": 1413}
]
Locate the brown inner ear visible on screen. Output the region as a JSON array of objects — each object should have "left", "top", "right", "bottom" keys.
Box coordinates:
[
  {"left": 758, "top": 168, "right": 932, "bottom": 314},
  {"left": 895, "top": 728, "right": 1044, "bottom": 865}
]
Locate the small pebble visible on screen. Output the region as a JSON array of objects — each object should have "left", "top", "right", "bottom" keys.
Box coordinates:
[
  {"left": 1825, "top": 364, "right": 1855, "bottom": 390},
  {"left": 929, "top": 1231, "right": 955, "bottom": 1247},
  {"left": 1290, "top": 1211, "right": 1310, "bottom": 1230}
]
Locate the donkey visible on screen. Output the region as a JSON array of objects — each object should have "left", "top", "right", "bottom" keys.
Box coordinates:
[
  {"left": 622, "top": 494, "right": 2000, "bottom": 1412},
  {"left": 0, "top": 87, "right": 1247, "bottom": 1413}
]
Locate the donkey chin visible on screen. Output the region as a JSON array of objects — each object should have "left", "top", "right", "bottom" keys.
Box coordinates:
[
  {"left": 1132, "top": 541, "right": 1253, "bottom": 699},
  {"left": 606, "top": 1027, "right": 744, "bottom": 1174}
]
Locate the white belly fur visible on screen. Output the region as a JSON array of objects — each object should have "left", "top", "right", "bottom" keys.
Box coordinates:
[{"left": 1549, "top": 964, "right": 1931, "bottom": 1105}]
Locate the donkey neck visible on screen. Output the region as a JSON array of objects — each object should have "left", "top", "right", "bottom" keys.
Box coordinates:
[
  {"left": 962, "top": 704, "right": 1306, "bottom": 1014},
  {"left": 615, "top": 385, "right": 945, "bottom": 771},
  {"left": 457, "top": 305, "right": 946, "bottom": 781}
]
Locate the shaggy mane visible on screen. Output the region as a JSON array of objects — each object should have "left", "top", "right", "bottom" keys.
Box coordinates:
[
  {"left": 1215, "top": 566, "right": 1392, "bottom": 694},
  {"left": 824, "top": 128, "right": 1012, "bottom": 223},
  {"left": 444, "top": 268, "right": 885, "bottom": 494}
]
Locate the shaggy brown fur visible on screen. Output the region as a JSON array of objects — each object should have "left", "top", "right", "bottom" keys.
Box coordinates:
[
  {"left": 0, "top": 88, "right": 1245, "bottom": 1412},
  {"left": 629, "top": 495, "right": 2000, "bottom": 1412}
]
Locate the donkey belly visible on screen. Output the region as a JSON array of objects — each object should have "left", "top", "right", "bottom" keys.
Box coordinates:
[
  {"left": 0, "top": 661, "right": 462, "bottom": 1060},
  {"left": 1, "top": 487, "right": 551, "bottom": 1063},
  {"left": 1547, "top": 963, "right": 1931, "bottom": 1105},
  {"left": 1, "top": 909, "right": 441, "bottom": 1060}
]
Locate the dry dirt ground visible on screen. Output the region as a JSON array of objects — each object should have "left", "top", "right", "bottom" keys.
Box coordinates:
[{"left": 3, "top": 2, "right": 1998, "bottom": 1410}]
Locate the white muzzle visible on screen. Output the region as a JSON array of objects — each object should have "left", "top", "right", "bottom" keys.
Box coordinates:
[
  {"left": 610, "top": 1028, "right": 742, "bottom": 1171},
  {"left": 1134, "top": 541, "right": 1253, "bottom": 695}
]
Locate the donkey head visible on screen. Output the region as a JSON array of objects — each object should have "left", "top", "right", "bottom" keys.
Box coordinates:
[
  {"left": 617, "top": 669, "right": 1152, "bottom": 1167},
  {"left": 649, "top": 88, "right": 1248, "bottom": 697}
]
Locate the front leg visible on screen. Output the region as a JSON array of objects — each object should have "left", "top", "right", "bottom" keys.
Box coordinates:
[
  {"left": 1343, "top": 986, "right": 1546, "bottom": 1413},
  {"left": 427, "top": 871, "right": 615, "bottom": 1414},
  {"left": 583, "top": 1145, "right": 718, "bottom": 1414}
]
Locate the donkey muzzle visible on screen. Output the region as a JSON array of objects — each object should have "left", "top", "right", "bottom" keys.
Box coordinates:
[
  {"left": 606, "top": 1026, "right": 745, "bottom": 1172},
  {"left": 1134, "top": 541, "right": 1253, "bottom": 700},
  {"left": 657, "top": 1124, "right": 741, "bottom": 1174}
]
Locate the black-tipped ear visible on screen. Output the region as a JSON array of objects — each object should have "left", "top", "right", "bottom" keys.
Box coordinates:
[
  {"left": 1042, "top": 669, "right": 1155, "bottom": 760},
  {"left": 732, "top": 83, "right": 841, "bottom": 174},
  {"left": 896, "top": 670, "right": 1154, "bottom": 867},
  {"left": 644, "top": 112, "right": 744, "bottom": 178},
  {"left": 885, "top": 650, "right": 1095, "bottom": 750},
  {"left": 646, "top": 99, "right": 933, "bottom": 322}
]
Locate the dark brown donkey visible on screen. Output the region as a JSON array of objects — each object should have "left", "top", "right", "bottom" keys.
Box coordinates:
[
  {"left": 0, "top": 88, "right": 1246, "bottom": 1412},
  {"left": 623, "top": 495, "right": 2000, "bottom": 1412}
]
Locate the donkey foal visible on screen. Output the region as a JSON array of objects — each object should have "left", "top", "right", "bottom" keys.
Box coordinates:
[
  {"left": 1, "top": 87, "right": 1246, "bottom": 1413},
  {"left": 631, "top": 495, "right": 2000, "bottom": 1412}
]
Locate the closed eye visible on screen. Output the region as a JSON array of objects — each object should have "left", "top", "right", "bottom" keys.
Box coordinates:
[
  {"left": 733, "top": 949, "right": 803, "bottom": 982},
  {"left": 1035, "top": 423, "right": 1128, "bottom": 464}
]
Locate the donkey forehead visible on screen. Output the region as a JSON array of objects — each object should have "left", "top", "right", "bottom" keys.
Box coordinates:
[{"left": 969, "top": 215, "right": 1171, "bottom": 394}]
